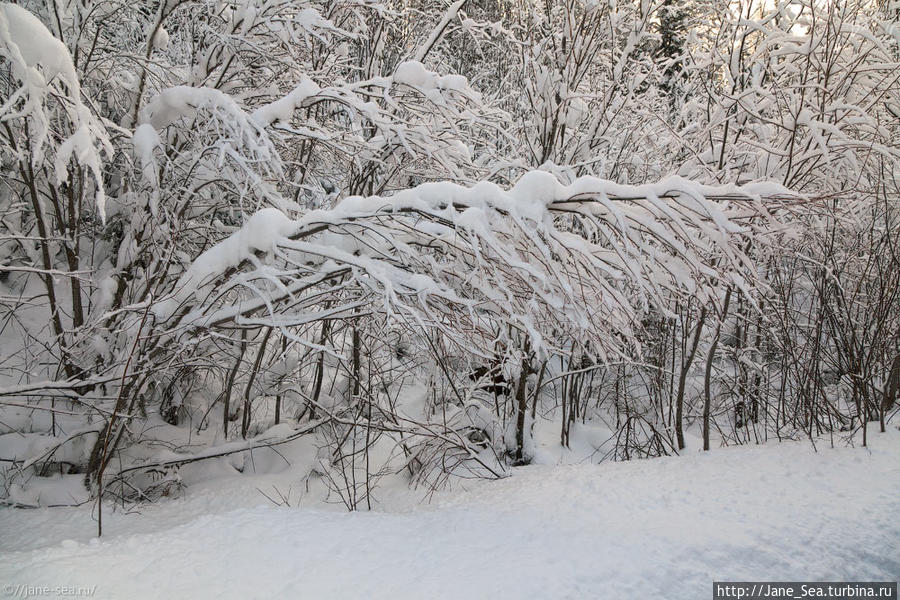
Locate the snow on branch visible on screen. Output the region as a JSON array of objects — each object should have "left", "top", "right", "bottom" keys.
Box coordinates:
[
  {"left": 153, "top": 171, "right": 787, "bottom": 362},
  {"left": 0, "top": 3, "right": 111, "bottom": 220}
]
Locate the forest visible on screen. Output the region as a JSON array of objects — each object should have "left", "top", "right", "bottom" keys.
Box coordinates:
[{"left": 0, "top": 0, "right": 898, "bottom": 514}]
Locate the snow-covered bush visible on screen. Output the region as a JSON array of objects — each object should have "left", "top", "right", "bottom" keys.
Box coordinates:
[{"left": 0, "top": 0, "right": 896, "bottom": 511}]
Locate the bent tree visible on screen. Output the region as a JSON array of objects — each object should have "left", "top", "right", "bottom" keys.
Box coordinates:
[{"left": 11, "top": 0, "right": 895, "bottom": 510}]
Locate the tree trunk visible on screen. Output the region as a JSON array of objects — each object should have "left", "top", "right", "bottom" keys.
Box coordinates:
[
  {"left": 514, "top": 342, "right": 532, "bottom": 464},
  {"left": 676, "top": 306, "right": 707, "bottom": 449},
  {"left": 703, "top": 288, "right": 732, "bottom": 451}
]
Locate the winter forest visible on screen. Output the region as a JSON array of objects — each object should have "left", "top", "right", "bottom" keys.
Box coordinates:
[{"left": 0, "top": 0, "right": 899, "bottom": 596}]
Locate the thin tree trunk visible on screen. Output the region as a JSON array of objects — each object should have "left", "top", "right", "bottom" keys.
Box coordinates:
[
  {"left": 309, "top": 318, "right": 332, "bottom": 420},
  {"left": 243, "top": 327, "right": 273, "bottom": 439},
  {"left": 514, "top": 341, "right": 531, "bottom": 464},
  {"left": 223, "top": 329, "right": 248, "bottom": 437},
  {"left": 703, "top": 287, "right": 732, "bottom": 451},
  {"left": 676, "top": 306, "right": 707, "bottom": 449}
]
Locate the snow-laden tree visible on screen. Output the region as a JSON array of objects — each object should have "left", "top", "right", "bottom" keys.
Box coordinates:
[
  {"left": 77, "top": 169, "right": 781, "bottom": 502},
  {"left": 0, "top": 0, "right": 895, "bottom": 511},
  {"left": 0, "top": 3, "right": 111, "bottom": 383},
  {"left": 667, "top": 0, "right": 900, "bottom": 443}
]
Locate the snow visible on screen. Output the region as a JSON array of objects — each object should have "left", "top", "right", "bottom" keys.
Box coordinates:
[
  {"left": 1, "top": 430, "right": 898, "bottom": 599},
  {"left": 510, "top": 170, "right": 564, "bottom": 221},
  {"left": 143, "top": 86, "right": 236, "bottom": 129},
  {"left": 391, "top": 60, "right": 472, "bottom": 96},
  {"left": 132, "top": 123, "right": 161, "bottom": 161},
  {"left": 251, "top": 77, "right": 321, "bottom": 126},
  {"left": 54, "top": 124, "right": 107, "bottom": 216},
  {"left": 151, "top": 26, "right": 169, "bottom": 52},
  {"left": 437, "top": 73, "right": 468, "bottom": 92},
  {"left": 132, "top": 123, "right": 161, "bottom": 212},
  {"left": 413, "top": 0, "right": 465, "bottom": 63},
  {"left": 0, "top": 430, "right": 96, "bottom": 473},
  {"left": 0, "top": 3, "right": 79, "bottom": 90},
  {"left": 155, "top": 208, "right": 297, "bottom": 320},
  {"left": 393, "top": 60, "right": 436, "bottom": 88},
  {"left": 0, "top": 2, "right": 110, "bottom": 221}
]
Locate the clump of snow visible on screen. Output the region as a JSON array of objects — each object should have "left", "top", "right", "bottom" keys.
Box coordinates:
[
  {"left": 241, "top": 208, "right": 296, "bottom": 252},
  {"left": 152, "top": 26, "right": 169, "bottom": 52},
  {"left": 132, "top": 123, "right": 162, "bottom": 212},
  {"left": 436, "top": 74, "right": 468, "bottom": 92},
  {"left": 143, "top": 86, "right": 234, "bottom": 129},
  {"left": 392, "top": 62, "right": 472, "bottom": 97},
  {"left": 132, "top": 123, "right": 160, "bottom": 156},
  {"left": 509, "top": 170, "right": 563, "bottom": 220},
  {"left": 0, "top": 3, "right": 111, "bottom": 222},
  {"left": 251, "top": 77, "right": 321, "bottom": 126},
  {"left": 393, "top": 61, "right": 436, "bottom": 88},
  {"left": 155, "top": 208, "right": 297, "bottom": 320},
  {"left": 0, "top": 4, "right": 77, "bottom": 87},
  {"left": 565, "top": 96, "right": 588, "bottom": 129}
]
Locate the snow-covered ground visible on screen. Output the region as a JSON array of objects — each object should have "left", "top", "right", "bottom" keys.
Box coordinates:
[{"left": 2, "top": 430, "right": 898, "bottom": 599}]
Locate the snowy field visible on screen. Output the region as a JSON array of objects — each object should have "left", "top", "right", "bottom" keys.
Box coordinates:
[{"left": 2, "top": 430, "right": 898, "bottom": 600}]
